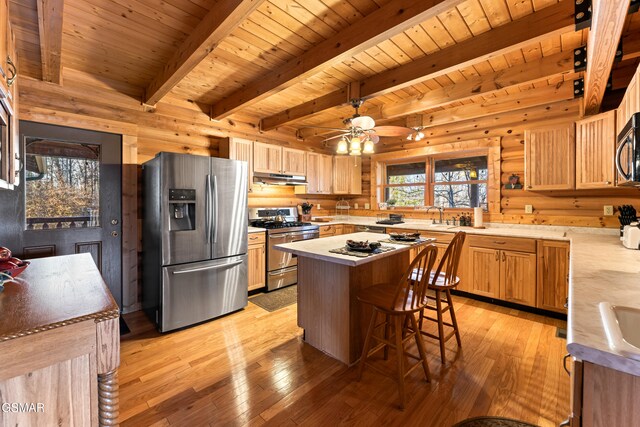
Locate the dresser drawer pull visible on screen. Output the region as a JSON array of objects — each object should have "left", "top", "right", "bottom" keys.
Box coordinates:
[{"left": 493, "top": 241, "right": 506, "bottom": 244}]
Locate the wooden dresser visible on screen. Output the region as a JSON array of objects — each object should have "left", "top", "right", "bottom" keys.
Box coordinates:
[{"left": 0, "top": 253, "right": 120, "bottom": 426}]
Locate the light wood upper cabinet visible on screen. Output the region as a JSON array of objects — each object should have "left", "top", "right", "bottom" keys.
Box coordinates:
[
  {"left": 575, "top": 110, "right": 616, "bottom": 189},
  {"left": 300, "top": 152, "right": 332, "bottom": 194},
  {"left": 253, "top": 142, "right": 282, "bottom": 174},
  {"left": 282, "top": 147, "right": 306, "bottom": 175},
  {"left": 537, "top": 240, "right": 570, "bottom": 313},
  {"left": 219, "top": 137, "right": 253, "bottom": 191},
  {"left": 333, "top": 156, "right": 362, "bottom": 195},
  {"left": 524, "top": 123, "right": 575, "bottom": 190},
  {"left": 617, "top": 64, "right": 639, "bottom": 135}
]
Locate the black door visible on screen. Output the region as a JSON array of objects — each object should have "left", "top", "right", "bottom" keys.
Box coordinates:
[{"left": 0, "top": 121, "right": 122, "bottom": 307}]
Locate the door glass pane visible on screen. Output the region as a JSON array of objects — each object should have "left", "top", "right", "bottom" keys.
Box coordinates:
[{"left": 24, "top": 138, "right": 101, "bottom": 230}]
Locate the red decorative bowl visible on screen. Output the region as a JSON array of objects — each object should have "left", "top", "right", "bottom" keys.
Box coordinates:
[{"left": 0, "top": 260, "right": 30, "bottom": 279}]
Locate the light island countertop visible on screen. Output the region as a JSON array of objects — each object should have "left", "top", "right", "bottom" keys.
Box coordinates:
[
  {"left": 276, "top": 232, "right": 425, "bottom": 267},
  {"left": 566, "top": 232, "right": 640, "bottom": 376}
]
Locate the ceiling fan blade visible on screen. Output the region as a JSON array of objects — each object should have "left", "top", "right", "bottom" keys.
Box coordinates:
[
  {"left": 372, "top": 126, "right": 414, "bottom": 137},
  {"left": 298, "top": 126, "right": 347, "bottom": 131},
  {"left": 323, "top": 134, "right": 348, "bottom": 142}
]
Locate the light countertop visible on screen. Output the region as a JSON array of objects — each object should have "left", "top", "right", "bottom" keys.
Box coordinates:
[
  {"left": 248, "top": 226, "right": 266, "bottom": 234},
  {"left": 302, "top": 216, "right": 640, "bottom": 375},
  {"left": 566, "top": 232, "right": 640, "bottom": 376},
  {"left": 275, "top": 232, "right": 422, "bottom": 267}
]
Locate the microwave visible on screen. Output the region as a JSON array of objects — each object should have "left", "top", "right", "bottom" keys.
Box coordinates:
[{"left": 616, "top": 113, "right": 640, "bottom": 187}]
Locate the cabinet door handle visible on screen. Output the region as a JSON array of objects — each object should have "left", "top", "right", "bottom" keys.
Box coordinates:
[
  {"left": 495, "top": 251, "right": 499, "bottom": 261},
  {"left": 501, "top": 252, "right": 506, "bottom": 262},
  {"left": 6, "top": 57, "right": 16, "bottom": 87},
  {"left": 563, "top": 353, "right": 571, "bottom": 376}
]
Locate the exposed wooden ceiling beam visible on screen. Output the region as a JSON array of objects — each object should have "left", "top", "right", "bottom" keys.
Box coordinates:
[
  {"left": 374, "top": 51, "right": 575, "bottom": 120},
  {"left": 583, "top": 0, "right": 630, "bottom": 115},
  {"left": 418, "top": 82, "right": 575, "bottom": 129},
  {"left": 266, "top": 0, "right": 575, "bottom": 131},
  {"left": 298, "top": 51, "right": 576, "bottom": 139},
  {"left": 37, "top": 0, "right": 64, "bottom": 84},
  {"left": 210, "top": 0, "right": 467, "bottom": 120},
  {"left": 144, "top": 0, "right": 265, "bottom": 107}
]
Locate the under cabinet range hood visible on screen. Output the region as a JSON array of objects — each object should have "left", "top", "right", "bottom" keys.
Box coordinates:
[{"left": 253, "top": 172, "right": 308, "bottom": 186}]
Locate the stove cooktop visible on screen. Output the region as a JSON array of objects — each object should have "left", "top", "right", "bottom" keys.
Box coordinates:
[{"left": 250, "top": 220, "right": 313, "bottom": 229}]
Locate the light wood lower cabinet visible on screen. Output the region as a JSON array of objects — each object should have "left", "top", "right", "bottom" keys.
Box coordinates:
[
  {"left": 248, "top": 233, "right": 266, "bottom": 291},
  {"left": 537, "top": 240, "right": 570, "bottom": 313},
  {"left": 469, "top": 247, "right": 537, "bottom": 306},
  {"left": 570, "top": 360, "right": 640, "bottom": 427},
  {"left": 319, "top": 224, "right": 340, "bottom": 237}
]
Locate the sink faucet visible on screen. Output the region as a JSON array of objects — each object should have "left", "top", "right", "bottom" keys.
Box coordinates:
[{"left": 425, "top": 206, "right": 444, "bottom": 224}]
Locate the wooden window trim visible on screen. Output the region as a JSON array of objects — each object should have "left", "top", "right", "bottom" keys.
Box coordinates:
[{"left": 371, "top": 138, "right": 501, "bottom": 214}]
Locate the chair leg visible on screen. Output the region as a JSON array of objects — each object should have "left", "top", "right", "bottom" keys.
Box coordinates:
[
  {"left": 358, "top": 308, "right": 378, "bottom": 380},
  {"left": 409, "top": 313, "right": 431, "bottom": 382},
  {"left": 435, "top": 290, "right": 446, "bottom": 364},
  {"left": 384, "top": 313, "right": 390, "bottom": 360},
  {"left": 446, "top": 289, "right": 462, "bottom": 347},
  {"left": 418, "top": 307, "right": 425, "bottom": 330},
  {"left": 393, "top": 315, "right": 406, "bottom": 410}
]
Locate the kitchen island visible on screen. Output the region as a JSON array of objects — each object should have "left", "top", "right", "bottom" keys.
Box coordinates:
[
  {"left": 0, "top": 253, "right": 120, "bottom": 426},
  {"left": 276, "top": 232, "right": 432, "bottom": 365}
]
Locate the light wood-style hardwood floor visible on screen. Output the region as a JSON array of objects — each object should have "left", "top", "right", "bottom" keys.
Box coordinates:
[{"left": 120, "top": 295, "right": 569, "bottom": 426}]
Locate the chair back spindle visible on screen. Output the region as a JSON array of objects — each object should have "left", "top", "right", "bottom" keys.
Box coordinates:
[
  {"left": 431, "top": 232, "right": 466, "bottom": 287},
  {"left": 390, "top": 244, "right": 438, "bottom": 312}
]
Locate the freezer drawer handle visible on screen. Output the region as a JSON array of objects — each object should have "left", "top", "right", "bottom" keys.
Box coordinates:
[
  {"left": 171, "top": 260, "right": 243, "bottom": 275},
  {"left": 268, "top": 267, "right": 297, "bottom": 276}
]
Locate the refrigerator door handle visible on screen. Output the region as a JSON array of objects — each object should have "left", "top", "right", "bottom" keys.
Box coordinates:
[
  {"left": 205, "top": 175, "right": 212, "bottom": 243},
  {"left": 171, "top": 259, "right": 244, "bottom": 275},
  {"left": 212, "top": 175, "right": 219, "bottom": 243}
]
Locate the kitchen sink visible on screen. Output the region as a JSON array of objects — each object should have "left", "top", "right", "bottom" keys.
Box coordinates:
[{"left": 599, "top": 303, "right": 640, "bottom": 360}]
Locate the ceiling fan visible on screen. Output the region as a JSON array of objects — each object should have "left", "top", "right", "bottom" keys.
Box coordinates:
[{"left": 303, "top": 98, "right": 414, "bottom": 155}]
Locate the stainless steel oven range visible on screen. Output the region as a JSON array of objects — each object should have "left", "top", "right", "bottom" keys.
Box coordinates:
[{"left": 249, "top": 207, "right": 319, "bottom": 291}]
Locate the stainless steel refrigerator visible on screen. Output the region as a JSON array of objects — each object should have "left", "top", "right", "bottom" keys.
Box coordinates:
[{"left": 142, "top": 152, "right": 248, "bottom": 332}]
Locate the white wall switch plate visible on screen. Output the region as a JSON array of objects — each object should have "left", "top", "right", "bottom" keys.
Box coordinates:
[
  {"left": 525, "top": 204, "right": 533, "bottom": 214},
  {"left": 317, "top": 204, "right": 321, "bottom": 210},
  {"left": 364, "top": 203, "right": 370, "bottom": 209},
  {"left": 604, "top": 205, "right": 614, "bottom": 216},
  {"left": 354, "top": 203, "right": 359, "bottom": 209}
]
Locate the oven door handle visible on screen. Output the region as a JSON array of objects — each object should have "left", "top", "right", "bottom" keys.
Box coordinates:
[
  {"left": 288, "top": 231, "right": 319, "bottom": 239},
  {"left": 268, "top": 266, "right": 298, "bottom": 276},
  {"left": 616, "top": 136, "right": 632, "bottom": 181},
  {"left": 269, "top": 234, "right": 290, "bottom": 240}
]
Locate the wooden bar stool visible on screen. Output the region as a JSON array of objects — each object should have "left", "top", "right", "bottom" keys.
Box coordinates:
[
  {"left": 356, "top": 244, "right": 439, "bottom": 410},
  {"left": 417, "top": 232, "right": 466, "bottom": 364}
]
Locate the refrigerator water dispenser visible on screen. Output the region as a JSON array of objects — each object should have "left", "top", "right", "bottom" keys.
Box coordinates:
[{"left": 169, "top": 189, "right": 196, "bottom": 231}]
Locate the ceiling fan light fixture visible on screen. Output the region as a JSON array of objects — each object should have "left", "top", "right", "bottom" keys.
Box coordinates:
[
  {"left": 363, "top": 139, "right": 374, "bottom": 154},
  {"left": 414, "top": 131, "right": 424, "bottom": 141},
  {"left": 336, "top": 138, "right": 348, "bottom": 154},
  {"left": 352, "top": 115, "right": 375, "bottom": 130},
  {"left": 349, "top": 139, "right": 361, "bottom": 153}
]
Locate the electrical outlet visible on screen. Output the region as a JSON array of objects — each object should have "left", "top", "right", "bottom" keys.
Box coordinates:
[
  {"left": 354, "top": 203, "right": 359, "bottom": 209},
  {"left": 525, "top": 204, "right": 533, "bottom": 214},
  {"left": 604, "top": 205, "right": 614, "bottom": 216},
  {"left": 364, "top": 203, "right": 370, "bottom": 209},
  {"left": 317, "top": 204, "right": 321, "bottom": 210}
]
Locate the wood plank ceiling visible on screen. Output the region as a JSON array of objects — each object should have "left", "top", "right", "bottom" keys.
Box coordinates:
[{"left": 8, "top": 0, "right": 640, "bottom": 150}]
